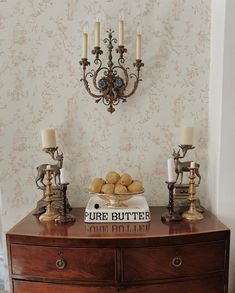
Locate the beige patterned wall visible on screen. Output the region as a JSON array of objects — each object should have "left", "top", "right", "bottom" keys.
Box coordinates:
[{"left": 0, "top": 0, "right": 210, "bottom": 285}]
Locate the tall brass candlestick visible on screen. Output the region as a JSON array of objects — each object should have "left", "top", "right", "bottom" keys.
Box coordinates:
[
  {"left": 182, "top": 167, "right": 203, "bottom": 221},
  {"left": 39, "top": 167, "right": 59, "bottom": 222}
]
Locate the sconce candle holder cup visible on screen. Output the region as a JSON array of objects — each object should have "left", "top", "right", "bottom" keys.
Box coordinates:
[{"left": 80, "top": 29, "right": 144, "bottom": 113}]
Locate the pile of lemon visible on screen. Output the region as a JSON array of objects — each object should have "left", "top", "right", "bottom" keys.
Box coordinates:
[{"left": 89, "top": 171, "right": 144, "bottom": 195}]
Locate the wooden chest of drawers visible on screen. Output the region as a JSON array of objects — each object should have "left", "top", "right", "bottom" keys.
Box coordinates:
[{"left": 6, "top": 207, "right": 230, "bottom": 293}]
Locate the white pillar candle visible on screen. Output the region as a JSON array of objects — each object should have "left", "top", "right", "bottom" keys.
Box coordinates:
[
  {"left": 95, "top": 18, "right": 100, "bottom": 47},
  {"left": 167, "top": 158, "right": 175, "bottom": 182},
  {"left": 60, "top": 168, "right": 66, "bottom": 183},
  {"left": 180, "top": 127, "right": 194, "bottom": 145},
  {"left": 118, "top": 20, "right": 124, "bottom": 46},
  {"left": 136, "top": 33, "right": 142, "bottom": 60},
  {"left": 41, "top": 129, "right": 56, "bottom": 149},
  {"left": 190, "top": 161, "right": 196, "bottom": 168}
]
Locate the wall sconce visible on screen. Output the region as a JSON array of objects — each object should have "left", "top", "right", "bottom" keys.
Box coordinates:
[{"left": 80, "top": 17, "right": 144, "bottom": 113}]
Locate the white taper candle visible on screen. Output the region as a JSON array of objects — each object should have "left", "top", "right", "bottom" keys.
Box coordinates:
[
  {"left": 167, "top": 158, "right": 175, "bottom": 182},
  {"left": 136, "top": 32, "right": 142, "bottom": 60},
  {"left": 60, "top": 168, "right": 66, "bottom": 184},
  {"left": 95, "top": 16, "right": 100, "bottom": 47},
  {"left": 119, "top": 20, "right": 124, "bottom": 46},
  {"left": 82, "top": 33, "right": 88, "bottom": 58},
  {"left": 82, "top": 23, "right": 89, "bottom": 58}
]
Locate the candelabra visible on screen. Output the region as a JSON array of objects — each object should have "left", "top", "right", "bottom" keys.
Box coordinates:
[{"left": 80, "top": 29, "right": 144, "bottom": 114}]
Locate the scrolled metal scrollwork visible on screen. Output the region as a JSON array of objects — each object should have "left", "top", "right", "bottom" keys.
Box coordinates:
[{"left": 80, "top": 29, "right": 144, "bottom": 113}]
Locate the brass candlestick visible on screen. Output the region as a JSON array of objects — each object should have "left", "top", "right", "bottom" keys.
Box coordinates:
[
  {"left": 161, "top": 181, "right": 182, "bottom": 222},
  {"left": 39, "top": 167, "right": 59, "bottom": 222},
  {"left": 55, "top": 183, "right": 75, "bottom": 224},
  {"left": 182, "top": 167, "right": 203, "bottom": 221}
]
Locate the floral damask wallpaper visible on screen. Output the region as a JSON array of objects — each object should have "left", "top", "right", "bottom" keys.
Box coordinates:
[{"left": 0, "top": 0, "right": 210, "bottom": 288}]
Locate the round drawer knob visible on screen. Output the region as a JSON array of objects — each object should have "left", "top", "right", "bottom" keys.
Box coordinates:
[
  {"left": 56, "top": 258, "right": 67, "bottom": 270},
  {"left": 172, "top": 256, "right": 182, "bottom": 267}
]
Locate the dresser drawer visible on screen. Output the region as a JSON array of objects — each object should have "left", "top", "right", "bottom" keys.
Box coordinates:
[
  {"left": 120, "top": 274, "right": 225, "bottom": 293},
  {"left": 123, "top": 241, "right": 226, "bottom": 281},
  {"left": 11, "top": 244, "right": 116, "bottom": 281},
  {"left": 14, "top": 281, "right": 118, "bottom": 293}
]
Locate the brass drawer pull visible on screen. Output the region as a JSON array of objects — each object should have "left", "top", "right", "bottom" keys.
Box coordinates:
[
  {"left": 172, "top": 256, "right": 182, "bottom": 267},
  {"left": 56, "top": 258, "right": 67, "bottom": 270}
]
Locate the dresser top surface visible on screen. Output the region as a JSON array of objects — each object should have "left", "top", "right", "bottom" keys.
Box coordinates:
[{"left": 7, "top": 207, "right": 229, "bottom": 243}]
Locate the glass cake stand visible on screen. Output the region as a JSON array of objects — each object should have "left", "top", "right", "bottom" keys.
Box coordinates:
[{"left": 89, "top": 190, "right": 144, "bottom": 208}]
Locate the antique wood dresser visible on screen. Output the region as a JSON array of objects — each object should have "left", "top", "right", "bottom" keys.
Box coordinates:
[{"left": 6, "top": 207, "right": 230, "bottom": 293}]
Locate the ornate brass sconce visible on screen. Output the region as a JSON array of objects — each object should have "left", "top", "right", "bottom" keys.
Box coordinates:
[{"left": 80, "top": 29, "right": 144, "bottom": 113}]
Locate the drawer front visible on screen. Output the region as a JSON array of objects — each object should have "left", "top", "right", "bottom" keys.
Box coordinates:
[
  {"left": 14, "top": 281, "right": 118, "bottom": 293},
  {"left": 120, "top": 274, "right": 225, "bottom": 293},
  {"left": 123, "top": 241, "right": 226, "bottom": 281},
  {"left": 11, "top": 244, "right": 116, "bottom": 281}
]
